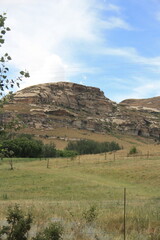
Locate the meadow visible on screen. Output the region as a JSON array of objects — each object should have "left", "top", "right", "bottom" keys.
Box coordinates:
[{"left": 0, "top": 145, "right": 160, "bottom": 240}]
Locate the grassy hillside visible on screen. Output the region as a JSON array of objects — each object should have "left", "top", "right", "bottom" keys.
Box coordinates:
[{"left": 0, "top": 151, "right": 160, "bottom": 239}]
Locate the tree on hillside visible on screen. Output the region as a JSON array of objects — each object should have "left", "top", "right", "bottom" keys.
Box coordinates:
[
  {"left": 66, "top": 139, "right": 121, "bottom": 155},
  {"left": 0, "top": 12, "right": 30, "bottom": 99}
]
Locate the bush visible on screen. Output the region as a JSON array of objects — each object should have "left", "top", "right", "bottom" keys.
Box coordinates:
[
  {"left": 33, "top": 222, "right": 63, "bottom": 240},
  {"left": 0, "top": 136, "right": 56, "bottom": 158},
  {"left": 42, "top": 143, "right": 56, "bottom": 158},
  {"left": 129, "top": 146, "right": 137, "bottom": 155},
  {"left": 0, "top": 205, "right": 63, "bottom": 240},
  {"left": 83, "top": 205, "right": 98, "bottom": 224},
  {"left": 0, "top": 137, "right": 43, "bottom": 157},
  {"left": 56, "top": 149, "right": 78, "bottom": 158},
  {"left": 65, "top": 139, "right": 121, "bottom": 155},
  {"left": 0, "top": 204, "right": 32, "bottom": 240}
]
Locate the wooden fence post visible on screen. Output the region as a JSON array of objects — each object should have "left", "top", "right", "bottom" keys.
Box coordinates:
[
  {"left": 124, "top": 188, "right": 126, "bottom": 240},
  {"left": 47, "top": 158, "right": 50, "bottom": 168}
]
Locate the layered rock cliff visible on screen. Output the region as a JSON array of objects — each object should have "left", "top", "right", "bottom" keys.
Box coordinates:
[{"left": 1, "top": 82, "right": 160, "bottom": 140}]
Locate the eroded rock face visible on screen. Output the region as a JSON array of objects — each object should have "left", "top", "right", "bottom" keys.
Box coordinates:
[
  {"left": 120, "top": 97, "right": 160, "bottom": 112},
  {"left": 14, "top": 82, "right": 114, "bottom": 114},
  {"left": 2, "top": 82, "right": 160, "bottom": 139}
]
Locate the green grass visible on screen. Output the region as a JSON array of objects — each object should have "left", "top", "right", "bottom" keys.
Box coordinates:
[
  {"left": 0, "top": 155, "right": 160, "bottom": 200},
  {"left": 0, "top": 154, "right": 160, "bottom": 239},
  {"left": 0, "top": 157, "right": 44, "bottom": 163}
]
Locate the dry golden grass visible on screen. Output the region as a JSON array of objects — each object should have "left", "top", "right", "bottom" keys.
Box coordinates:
[
  {"left": 4, "top": 102, "right": 32, "bottom": 113},
  {"left": 0, "top": 150, "right": 160, "bottom": 239}
]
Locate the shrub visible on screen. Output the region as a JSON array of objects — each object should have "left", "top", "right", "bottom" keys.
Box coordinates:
[
  {"left": 0, "top": 136, "right": 56, "bottom": 158},
  {"left": 33, "top": 222, "right": 63, "bottom": 240},
  {"left": 129, "top": 146, "right": 137, "bottom": 155},
  {"left": 0, "top": 204, "right": 32, "bottom": 240},
  {"left": 83, "top": 205, "right": 98, "bottom": 224},
  {"left": 0, "top": 205, "right": 63, "bottom": 240},
  {"left": 0, "top": 137, "right": 43, "bottom": 157},
  {"left": 42, "top": 143, "right": 56, "bottom": 158},
  {"left": 56, "top": 149, "right": 78, "bottom": 158},
  {"left": 65, "top": 139, "right": 121, "bottom": 155}
]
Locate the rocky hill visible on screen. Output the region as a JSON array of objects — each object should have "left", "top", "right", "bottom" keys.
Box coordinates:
[
  {"left": 120, "top": 96, "right": 160, "bottom": 112},
  {"left": 1, "top": 82, "right": 160, "bottom": 140}
]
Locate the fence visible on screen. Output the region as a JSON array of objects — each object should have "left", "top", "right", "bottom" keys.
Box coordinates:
[
  {"left": 0, "top": 187, "right": 160, "bottom": 239},
  {"left": 0, "top": 154, "right": 160, "bottom": 239}
]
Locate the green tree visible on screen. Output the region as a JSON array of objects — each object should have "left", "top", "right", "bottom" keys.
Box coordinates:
[
  {"left": 42, "top": 143, "right": 56, "bottom": 158},
  {"left": 0, "top": 137, "right": 43, "bottom": 157},
  {"left": 0, "top": 13, "right": 30, "bottom": 98},
  {"left": 66, "top": 139, "right": 121, "bottom": 155},
  {"left": 0, "top": 13, "right": 30, "bottom": 157}
]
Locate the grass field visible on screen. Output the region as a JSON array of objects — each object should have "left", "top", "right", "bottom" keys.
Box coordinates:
[{"left": 0, "top": 148, "right": 160, "bottom": 239}]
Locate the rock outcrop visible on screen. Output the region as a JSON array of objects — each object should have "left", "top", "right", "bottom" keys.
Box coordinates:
[
  {"left": 120, "top": 96, "right": 160, "bottom": 111},
  {"left": 1, "top": 82, "right": 160, "bottom": 140}
]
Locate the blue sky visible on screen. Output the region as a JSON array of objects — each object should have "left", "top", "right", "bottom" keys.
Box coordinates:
[{"left": 1, "top": 0, "right": 160, "bottom": 102}]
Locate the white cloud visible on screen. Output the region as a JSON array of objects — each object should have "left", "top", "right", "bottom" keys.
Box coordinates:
[
  {"left": 106, "top": 4, "right": 121, "bottom": 13},
  {"left": 100, "top": 17, "right": 131, "bottom": 30},
  {"left": 1, "top": 0, "right": 97, "bottom": 89},
  {"left": 96, "top": 2, "right": 121, "bottom": 13},
  {"left": 1, "top": 0, "right": 132, "bottom": 91},
  {"left": 102, "top": 47, "right": 160, "bottom": 68},
  {"left": 132, "top": 82, "right": 160, "bottom": 99},
  {"left": 107, "top": 76, "right": 160, "bottom": 102}
]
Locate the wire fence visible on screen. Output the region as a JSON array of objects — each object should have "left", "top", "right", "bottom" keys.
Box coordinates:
[
  {"left": 0, "top": 154, "right": 160, "bottom": 239},
  {"left": 1, "top": 149, "right": 160, "bottom": 167},
  {"left": 0, "top": 188, "right": 160, "bottom": 240}
]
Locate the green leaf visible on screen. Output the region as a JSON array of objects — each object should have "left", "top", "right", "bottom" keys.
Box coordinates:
[
  {"left": 20, "top": 71, "right": 24, "bottom": 75},
  {"left": 7, "top": 56, "right": 12, "bottom": 60},
  {"left": 1, "top": 30, "right": 6, "bottom": 35},
  {"left": 0, "top": 57, "right": 5, "bottom": 62},
  {"left": 0, "top": 39, "right": 5, "bottom": 44},
  {"left": 24, "top": 72, "right": 30, "bottom": 78}
]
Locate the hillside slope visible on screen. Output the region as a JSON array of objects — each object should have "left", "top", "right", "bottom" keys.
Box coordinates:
[{"left": 1, "top": 82, "right": 160, "bottom": 141}]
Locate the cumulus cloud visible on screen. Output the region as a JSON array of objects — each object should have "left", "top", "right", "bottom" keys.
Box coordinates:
[{"left": 1, "top": 0, "right": 131, "bottom": 90}]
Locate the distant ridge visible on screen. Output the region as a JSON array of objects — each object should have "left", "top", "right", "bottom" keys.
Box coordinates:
[{"left": 120, "top": 96, "right": 160, "bottom": 111}]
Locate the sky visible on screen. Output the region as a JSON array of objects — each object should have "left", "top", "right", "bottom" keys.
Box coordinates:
[{"left": 1, "top": 0, "right": 160, "bottom": 102}]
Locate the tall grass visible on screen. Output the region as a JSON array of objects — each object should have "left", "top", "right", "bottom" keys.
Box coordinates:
[{"left": 0, "top": 152, "right": 160, "bottom": 239}]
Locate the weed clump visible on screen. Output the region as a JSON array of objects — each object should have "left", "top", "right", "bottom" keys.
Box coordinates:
[
  {"left": 33, "top": 222, "right": 63, "bottom": 240},
  {"left": 83, "top": 205, "right": 98, "bottom": 224}
]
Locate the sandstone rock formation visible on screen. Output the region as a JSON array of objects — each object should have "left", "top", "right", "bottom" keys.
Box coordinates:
[
  {"left": 1, "top": 82, "right": 160, "bottom": 140},
  {"left": 120, "top": 97, "right": 160, "bottom": 113}
]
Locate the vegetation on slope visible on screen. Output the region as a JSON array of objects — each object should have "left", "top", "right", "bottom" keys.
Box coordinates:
[
  {"left": 0, "top": 133, "right": 121, "bottom": 158},
  {"left": 0, "top": 134, "right": 57, "bottom": 158},
  {"left": 65, "top": 139, "right": 121, "bottom": 155}
]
